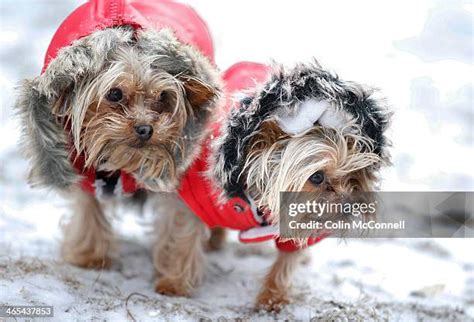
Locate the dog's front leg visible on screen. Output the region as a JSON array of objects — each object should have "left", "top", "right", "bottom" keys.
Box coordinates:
[
  {"left": 255, "top": 250, "right": 303, "bottom": 312},
  {"left": 207, "top": 227, "right": 226, "bottom": 251},
  {"left": 152, "top": 193, "right": 207, "bottom": 297},
  {"left": 61, "top": 188, "right": 113, "bottom": 269}
]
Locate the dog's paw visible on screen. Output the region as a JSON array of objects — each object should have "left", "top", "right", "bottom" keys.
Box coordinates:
[
  {"left": 68, "top": 257, "right": 112, "bottom": 270},
  {"left": 155, "top": 278, "right": 191, "bottom": 297},
  {"left": 255, "top": 289, "right": 290, "bottom": 312},
  {"left": 64, "top": 254, "right": 112, "bottom": 270}
]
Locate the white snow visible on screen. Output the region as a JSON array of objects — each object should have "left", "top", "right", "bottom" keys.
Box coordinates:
[{"left": 0, "top": 0, "right": 473, "bottom": 321}]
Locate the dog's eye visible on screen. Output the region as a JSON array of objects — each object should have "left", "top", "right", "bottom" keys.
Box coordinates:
[
  {"left": 158, "top": 91, "right": 168, "bottom": 102},
  {"left": 106, "top": 88, "right": 123, "bottom": 103},
  {"left": 153, "top": 91, "right": 170, "bottom": 113},
  {"left": 309, "top": 171, "right": 325, "bottom": 185}
]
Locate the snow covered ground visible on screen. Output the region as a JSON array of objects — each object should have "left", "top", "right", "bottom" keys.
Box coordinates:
[{"left": 0, "top": 0, "right": 473, "bottom": 321}]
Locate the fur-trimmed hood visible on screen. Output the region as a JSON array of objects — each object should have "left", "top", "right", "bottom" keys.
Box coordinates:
[
  {"left": 212, "top": 62, "right": 391, "bottom": 199},
  {"left": 42, "top": 0, "right": 214, "bottom": 72}
]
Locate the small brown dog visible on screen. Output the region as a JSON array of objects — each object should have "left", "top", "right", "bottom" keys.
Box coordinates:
[
  {"left": 153, "top": 62, "right": 391, "bottom": 311},
  {"left": 16, "top": 26, "right": 220, "bottom": 269}
]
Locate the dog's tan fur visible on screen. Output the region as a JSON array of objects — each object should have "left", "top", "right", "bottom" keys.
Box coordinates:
[
  {"left": 78, "top": 72, "right": 189, "bottom": 182},
  {"left": 152, "top": 193, "right": 207, "bottom": 296},
  {"left": 256, "top": 251, "right": 303, "bottom": 311},
  {"left": 244, "top": 122, "right": 381, "bottom": 223},
  {"left": 207, "top": 227, "right": 227, "bottom": 251},
  {"left": 61, "top": 188, "right": 113, "bottom": 269}
]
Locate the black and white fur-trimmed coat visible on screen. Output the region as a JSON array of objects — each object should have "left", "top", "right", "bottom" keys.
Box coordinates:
[{"left": 211, "top": 62, "right": 391, "bottom": 200}]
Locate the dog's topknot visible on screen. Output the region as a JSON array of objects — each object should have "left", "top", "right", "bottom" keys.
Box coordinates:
[{"left": 212, "top": 61, "right": 392, "bottom": 199}]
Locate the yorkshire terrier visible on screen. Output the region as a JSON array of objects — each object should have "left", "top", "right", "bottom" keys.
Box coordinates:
[
  {"left": 16, "top": 26, "right": 220, "bottom": 269},
  {"left": 153, "top": 62, "right": 391, "bottom": 311}
]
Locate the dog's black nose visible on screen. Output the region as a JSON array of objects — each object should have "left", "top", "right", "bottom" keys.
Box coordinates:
[{"left": 134, "top": 125, "right": 153, "bottom": 141}]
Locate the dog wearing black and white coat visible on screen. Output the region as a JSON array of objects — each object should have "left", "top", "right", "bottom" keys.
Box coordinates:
[{"left": 154, "top": 61, "right": 391, "bottom": 311}]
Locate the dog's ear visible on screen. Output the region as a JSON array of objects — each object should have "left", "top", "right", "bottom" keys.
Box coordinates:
[
  {"left": 181, "top": 76, "right": 219, "bottom": 109},
  {"left": 136, "top": 28, "right": 222, "bottom": 111}
]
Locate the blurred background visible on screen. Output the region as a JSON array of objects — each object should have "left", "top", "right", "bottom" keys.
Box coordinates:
[{"left": 0, "top": 1, "right": 473, "bottom": 320}]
